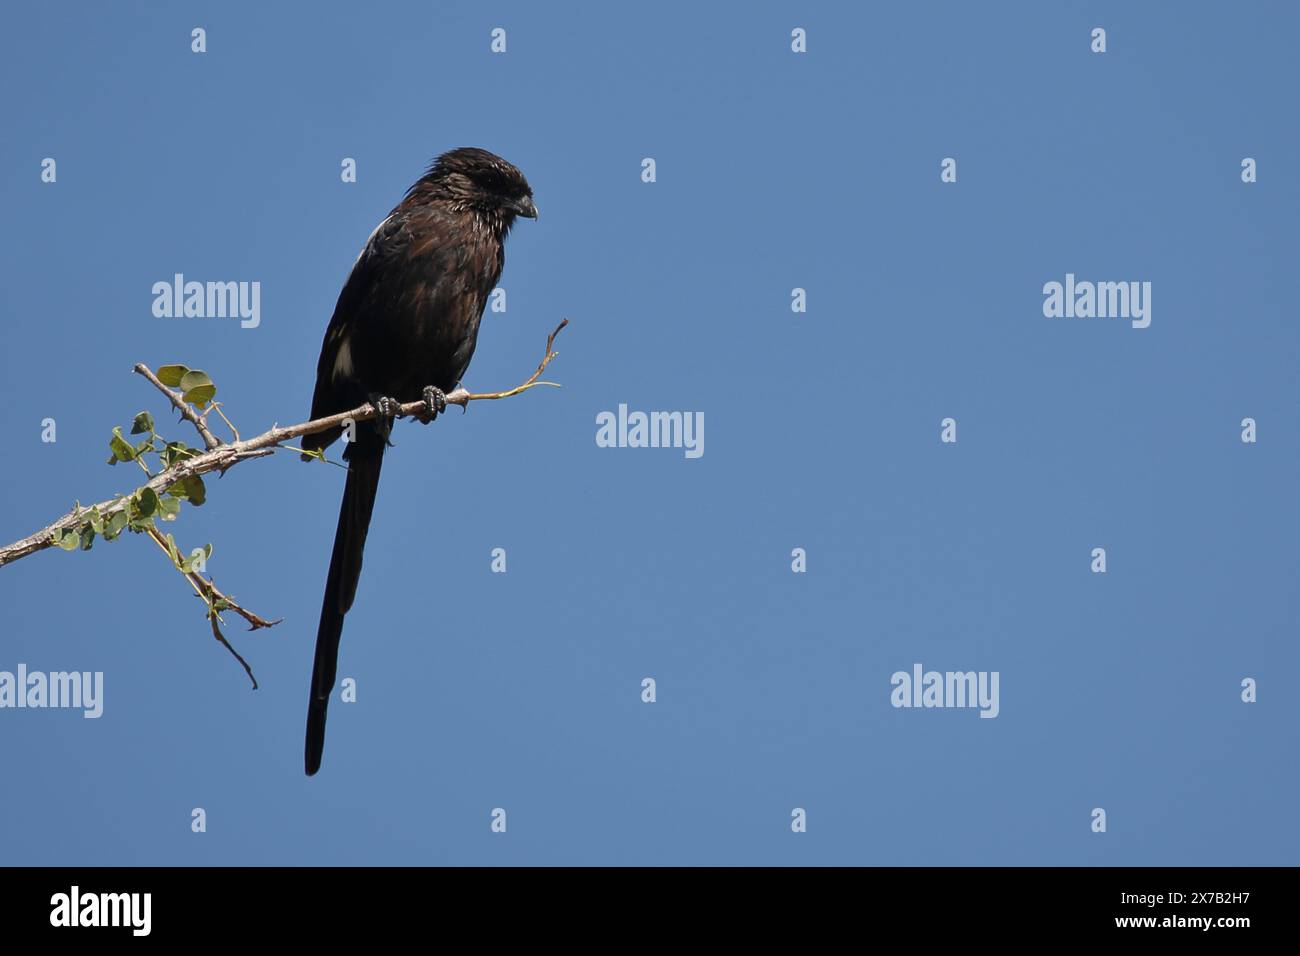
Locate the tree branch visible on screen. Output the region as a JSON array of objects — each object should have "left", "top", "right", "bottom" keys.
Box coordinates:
[{"left": 0, "top": 319, "right": 568, "bottom": 568}]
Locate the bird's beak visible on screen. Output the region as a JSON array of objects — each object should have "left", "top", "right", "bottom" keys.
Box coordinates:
[{"left": 512, "top": 196, "right": 539, "bottom": 220}]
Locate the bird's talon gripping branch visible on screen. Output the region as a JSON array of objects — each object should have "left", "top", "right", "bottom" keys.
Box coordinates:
[
  {"left": 367, "top": 394, "right": 402, "bottom": 446},
  {"left": 420, "top": 385, "right": 448, "bottom": 423}
]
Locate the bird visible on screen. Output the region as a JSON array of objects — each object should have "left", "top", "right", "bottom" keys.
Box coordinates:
[{"left": 300, "top": 147, "right": 537, "bottom": 776}]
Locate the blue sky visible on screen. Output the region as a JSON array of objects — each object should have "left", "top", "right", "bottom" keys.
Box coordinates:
[{"left": 0, "top": 1, "right": 1296, "bottom": 865}]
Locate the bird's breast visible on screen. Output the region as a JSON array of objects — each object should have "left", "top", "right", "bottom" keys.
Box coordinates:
[{"left": 351, "top": 226, "right": 502, "bottom": 397}]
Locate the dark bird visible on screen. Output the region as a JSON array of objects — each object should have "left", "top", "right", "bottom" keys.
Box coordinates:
[{"left": 301, "top": 147, "right": 537, "bottom": 775}]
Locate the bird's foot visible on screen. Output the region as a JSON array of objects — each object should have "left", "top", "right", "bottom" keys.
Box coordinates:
[
  {"left": 368, "top": 393, "right": 403, "bottom": 447},
  {"left": 418, "top": 386, "right": 447, "bottom": 424}
]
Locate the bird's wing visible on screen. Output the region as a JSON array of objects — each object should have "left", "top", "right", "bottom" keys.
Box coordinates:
[{"left": 302, "top": 213, "right": 410, "bottom": 451}]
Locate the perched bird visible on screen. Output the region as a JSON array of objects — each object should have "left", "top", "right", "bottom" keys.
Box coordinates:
[{"left": 301, "top": 147, "right": 537, "bottom": 775}]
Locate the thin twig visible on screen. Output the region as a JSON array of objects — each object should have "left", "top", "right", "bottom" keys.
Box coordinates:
[
  {"left": 206, "top": 615, "right": 258, "bottom": 690},
  {"left": 210, "top": 402, "right": 241, "bottom": 442},
  {"left": 144, "top": 526, "right": 278, "bottom": 689},
  {"left": 460, "top": 317, "right": 568, "bottom": 402}
]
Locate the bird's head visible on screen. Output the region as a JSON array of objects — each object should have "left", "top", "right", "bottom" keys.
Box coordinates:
[{"left": 420, "top": 147, "right": 538, "bottom": 224}]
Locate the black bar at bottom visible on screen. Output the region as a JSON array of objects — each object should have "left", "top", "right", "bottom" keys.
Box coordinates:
[{"left": 0, "top": 866, "right": 1283, "bottom": 940}]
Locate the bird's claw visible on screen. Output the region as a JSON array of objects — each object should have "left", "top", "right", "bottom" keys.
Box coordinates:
[
  {"left": 420, "top": 386, "right": 447, "bottom": 423},
  {"left": 368, "top": 393, "right": 402, "bottom": 446}
]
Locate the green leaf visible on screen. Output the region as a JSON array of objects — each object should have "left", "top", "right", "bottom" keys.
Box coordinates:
[
  {"left": 182, "top": 474, "right": 206, "bottom": 506},
  {"left": 130, "top": 411, "right": 155, "bottom": 435},
  {"left": 180, "top": 542, "right": 213, "bottom": 573},
  {"left": 165, "top": 475, "right": 204, "bottom": 502},
  {"left": 78, "top": 525, "right": 95, "bottom": 551},
  {"left": 136, "top": 487, "right": 159, "bottom": 518},
  {"left": 185, "top": 385, "right": 216, "bottom": 408},
  {"left": 105, "top": 510, "right": 129, "bottom": 539},
  {"left": 157, "top": 497, "right": 181, "bottom": 521},
  {"left": 179, "top": 369, "right": 211, "bottom": 391},
  {"left": 127, "top": 515, "right": 155, "bottom": 533},
  {"left": 107, "top": 426, "right": 136, "bottom": 465},
  {"left": 157, "top": 365, "right": 189, "bottom": 387},
  {"left": 86, "top": 507, "right": 104, "bottom": 534},
  {"left": 179, "top": 370, "right": 216, "bottom": 409},
  {"left": 55, "top": 528, "right": 80, "bottom": 551}
]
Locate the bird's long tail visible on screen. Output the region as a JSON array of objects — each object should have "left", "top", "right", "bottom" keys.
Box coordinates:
[{"left": 305, "top": 432, "right": 385, "bottom": 776}]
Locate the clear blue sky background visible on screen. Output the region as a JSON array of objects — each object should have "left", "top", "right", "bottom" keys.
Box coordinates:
[{"left": 1, "top": 1, "right": 1296, "bottom": 865}]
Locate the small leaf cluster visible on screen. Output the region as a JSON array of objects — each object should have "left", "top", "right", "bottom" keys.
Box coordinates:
[
  {"left": 156, "top": 365, "right": 217, "bottom": 408},
  {"left": 53, "top": 380, "right": 220, "bottom": 552}
]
